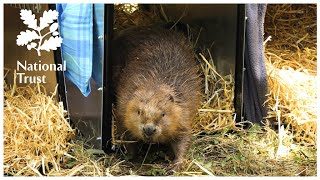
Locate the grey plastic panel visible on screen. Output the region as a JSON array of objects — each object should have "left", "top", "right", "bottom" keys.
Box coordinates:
[
  {"left": 162, "top": 4, "right": 238, "bottom": 76},
  {"left": 65, "top": 79, "right": 103, "bottom": 149}
]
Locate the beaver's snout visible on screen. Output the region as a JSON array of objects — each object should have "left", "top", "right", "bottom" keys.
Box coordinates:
[{"left": 143, "top": 124, "right": 156, "bottom": 137}]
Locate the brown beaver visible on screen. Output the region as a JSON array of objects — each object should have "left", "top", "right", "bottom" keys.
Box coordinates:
[{"left": 112, "top": 27, "right": 201, "bottom": 168}]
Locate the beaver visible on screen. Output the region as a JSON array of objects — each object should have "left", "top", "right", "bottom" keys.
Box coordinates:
[{"left": 112, "top": 27, "right": 202, "bottom": 168}]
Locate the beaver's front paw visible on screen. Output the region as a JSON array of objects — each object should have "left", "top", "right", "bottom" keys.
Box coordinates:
[{"left": 165, "top": 159, "right": 185, "bottom": 176}]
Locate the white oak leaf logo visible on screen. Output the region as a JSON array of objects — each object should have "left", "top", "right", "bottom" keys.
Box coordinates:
[
  {"left": 27, "top": 42, "right": 37, "bottom": 50},
  {"left": 20, "top": 9, "right": 38, "bottom": 30},
  {"left": 49, "top": 23, "right": 59, "bottom": 33},
  {"left": 16, "top": 9, "right": 63, "bottom": 56},
  {"left": 40, "top": 36, "right": 63, "bottom": 51},
  {"left": 16, "top": 30, "right": 39, "bottom": 46},
  {"left": 39, "top": 10, "right": 59, "bottom": 31}
]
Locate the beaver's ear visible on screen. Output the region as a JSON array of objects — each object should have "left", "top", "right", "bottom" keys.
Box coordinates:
[{"left": 169, "top": 94, "right": 174, "bottom": 102}]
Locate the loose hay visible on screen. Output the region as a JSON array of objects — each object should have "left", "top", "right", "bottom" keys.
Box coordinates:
[
  {"left": 3, "top": 73, "right": 118, "bottom": 176},
  {"left": 264, "top": 4, "right": 316, "bottom": 52},
  {"left": 183, "top": 124, "right": 317, "bottom": 176},
  {"left": 3, "top": 74, "right": 75, "bottom": 176},
  {"left": 265, "top": 60, "right": 317, "bottom": 145},
  {"left": 192, "top": 51, "right": 236, "bottom": 135},
  {"left": 264, "top": 4, "right": 317, "bottom": 145},
  {"left": 114, "top": 4, "right": 161, "bottom": 32}
]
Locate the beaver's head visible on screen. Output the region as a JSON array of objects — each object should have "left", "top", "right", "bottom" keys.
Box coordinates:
[{"left": 123, "top": 84, "right": 183, "bottom": 143}]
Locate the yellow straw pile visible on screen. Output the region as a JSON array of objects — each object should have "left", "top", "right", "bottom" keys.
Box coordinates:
[
  {"left": 264, "top": 4, "right": 317, "bottom": 145},
  {"left": 3, "top": 73, "right": 75, "bottom": 176}
]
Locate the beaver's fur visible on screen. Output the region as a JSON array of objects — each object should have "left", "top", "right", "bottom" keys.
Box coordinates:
[{"left": 112, "top": 27, "right": 202, "bottom": 166}]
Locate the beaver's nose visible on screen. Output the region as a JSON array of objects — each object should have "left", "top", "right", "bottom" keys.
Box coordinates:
[{"left": 143, "top": 124, "right": 156, "bottom": 136}]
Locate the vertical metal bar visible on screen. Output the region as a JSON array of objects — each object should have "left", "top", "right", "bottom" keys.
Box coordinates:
[
  {"left": 48, "top": 4, "right": 69, "bottom": 114},
  {"left": 102, "top": 4, "right": 114, "bottom": 152},
  {"left": 234, "top": 4, "right": 246, "bottom": 123}
]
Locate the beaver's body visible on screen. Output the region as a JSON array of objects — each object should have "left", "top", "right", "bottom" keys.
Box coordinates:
[{"left": 112, "top": 27, "right": 201, "bottom": 166}]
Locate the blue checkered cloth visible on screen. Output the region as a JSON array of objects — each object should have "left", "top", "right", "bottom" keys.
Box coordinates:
[
  {"left": 92, "top": 4, "right": 104, "bottom": 87},
  {"left": 56, "top": 4, "right": 104, "bottom": 97}
]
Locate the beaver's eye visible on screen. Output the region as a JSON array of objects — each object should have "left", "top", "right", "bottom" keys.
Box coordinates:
[
  {"left": 137, "top": 110, "right": 141, "bottom": 115},
  {"left": 162, "top": 112, "right": 166, "bottom": 117}
]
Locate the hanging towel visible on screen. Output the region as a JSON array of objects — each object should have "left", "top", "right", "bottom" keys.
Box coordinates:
[
  {"left": 244, "top": 4, "right": 268, "bottom": 123},
  {"left": 56, "top": 4, "right": 93, "bottom": 97},
  {"left": 92, "top": 4, "right": 104, "bottom": 88}
]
